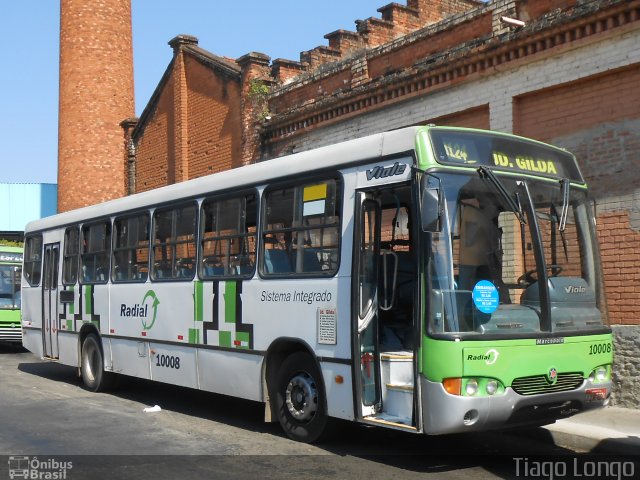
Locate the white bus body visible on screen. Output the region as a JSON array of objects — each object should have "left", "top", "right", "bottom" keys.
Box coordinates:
[{"left": 22, "top": 127, "right": 421, "bottom": 441}]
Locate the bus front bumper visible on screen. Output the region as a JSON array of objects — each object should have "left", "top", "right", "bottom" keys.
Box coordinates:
[{"left": 421, "top": 376, "right": 612, "bottom": 435}]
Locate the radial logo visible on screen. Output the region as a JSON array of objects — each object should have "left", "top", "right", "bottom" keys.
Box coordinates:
[
  {"left": 466, "top": 348, "right": 500, "bottom": 365},
  {"left": 119, "top": 290, "right": 160, "bottom": 330}
]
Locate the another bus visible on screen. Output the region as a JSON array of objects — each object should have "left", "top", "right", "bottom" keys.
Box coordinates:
[
  {"left": 0, "top": 245, "right": 22, "bottom": 344},
  {"left": 21, "top": 126, "right": 613, "bottom": 442}
]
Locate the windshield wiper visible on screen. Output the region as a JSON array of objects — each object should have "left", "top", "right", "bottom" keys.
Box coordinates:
[
  {"left": 559, "top": 178, "right": 570, "bottom": 232},
  {"left": 477, "top": 166, "right": 526, "bottom": 224},
  {"left": 550, "top": 204, "right": 569, "bottom": 264}
]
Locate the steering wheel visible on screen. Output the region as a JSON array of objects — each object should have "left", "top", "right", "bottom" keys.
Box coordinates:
[{"left": 517, "top": 265, "right": 563, "bottom": 285}]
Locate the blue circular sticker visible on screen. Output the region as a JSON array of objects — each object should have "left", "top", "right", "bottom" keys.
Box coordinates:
[{"left": 472, "top": 280, "right": 499, "bottom": 314}]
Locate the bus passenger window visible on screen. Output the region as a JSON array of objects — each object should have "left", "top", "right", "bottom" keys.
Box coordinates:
[
  {"left": 200, "top": 193, "right": 257, "bottom": 279},
  {"left": 113, "top": 214, "right": 150, "bottom": 283},
  {"left": 63, "top": 227, "right": 80, "bottom": 285},
  {"left": 24, "top": 235, "right": 43, "bottom": 286},
  {"left": 151, "top": 203, "right": 196, "bottom": 281},
  {"left": 80, "top": 221, "right": 111, "bottom": 284},
  {"left": 261, "top": 178, "right": 341, "bottom": 276}
]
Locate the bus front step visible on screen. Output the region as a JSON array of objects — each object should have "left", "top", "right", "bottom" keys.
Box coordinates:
[
  {"left": 363, "top": 414, "right": 416, "bottom": 432},
  {"left": 384, "top": 383, "right": 414, "bottom": 418}
]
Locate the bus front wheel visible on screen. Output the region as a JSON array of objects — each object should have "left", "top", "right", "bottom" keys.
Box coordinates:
[
  {"left": 80, "top": 334, "right": 114, "bottom": 392},
  {"left": 274, "top": 352, "right": 330, "bottom": 443}
]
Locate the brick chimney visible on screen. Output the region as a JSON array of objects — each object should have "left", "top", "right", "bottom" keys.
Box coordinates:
[{"left": 58, "top": 0, "right": 135, "bottom": 212}]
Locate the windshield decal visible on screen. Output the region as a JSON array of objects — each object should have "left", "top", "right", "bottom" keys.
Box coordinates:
[{"left": 472, "top": 280, "right": 500, "bottom": 314}]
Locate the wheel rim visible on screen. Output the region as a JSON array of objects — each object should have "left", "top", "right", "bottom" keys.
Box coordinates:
[
  {"left": 285, "top": 372, "right": 318, "bottom": 423},
  {"left": 83, "top": 341, "right": 98, "bottom": 384}
]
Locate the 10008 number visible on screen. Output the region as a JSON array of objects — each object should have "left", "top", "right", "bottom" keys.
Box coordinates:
[
  {"left": 156, "top": 354, "right": 180, "bottom": 369},
  {"left": 589, "top": 343, "right": 612, "bottom": 355}
]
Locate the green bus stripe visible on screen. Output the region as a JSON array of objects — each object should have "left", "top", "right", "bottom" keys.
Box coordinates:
[
  {"left": 224, "top": 282, "right": 236, "bottom": 324},
  {"left": 194, "top": 281, "right": 203, "bottom": 322},
  {"left": 189, "top": 328, "right": 200, "bottom": 344},
  {"left": 84, "top": 286, "right": 93, "bottom": 315},
  {"left": 236, "top": 332, "right": 249, "bottom": 349},
  {"left": 219, "top": 331, "right": 231, "bottom": 347},
  {"left": 69, "top": 285, "right": 75, "bottom": 315}
]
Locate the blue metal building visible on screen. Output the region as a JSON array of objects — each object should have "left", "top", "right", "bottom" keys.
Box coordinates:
[{"left": 0, "top": 183, "right": 57, "bottom": 241}]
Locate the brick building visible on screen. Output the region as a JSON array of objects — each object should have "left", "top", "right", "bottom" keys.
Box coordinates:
[{"left": 116, "top": 0, "right": 639, "bottom": 406}]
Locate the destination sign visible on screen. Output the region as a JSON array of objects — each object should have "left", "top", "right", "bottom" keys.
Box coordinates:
[
  {"left": 429, "top": 130, "right": 584, "bottom": 183},
  {"left": 0, "top": 253, "right": 23, "bottom": 263}
]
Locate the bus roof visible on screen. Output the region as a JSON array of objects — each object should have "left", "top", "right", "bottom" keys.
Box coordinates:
[
  {"left": 25, "top": 126, "right": 423, "bottom": 233},
  {"left": 25, "top": 126, "right": 585, "bottom": 234}
]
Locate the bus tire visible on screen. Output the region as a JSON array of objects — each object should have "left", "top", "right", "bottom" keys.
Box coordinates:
[
  {"left": 274, "top": 352, "right": 331, "bottom": 443},
  {"left": 80, "top": 334, "right": 114, "bottom": 392}
]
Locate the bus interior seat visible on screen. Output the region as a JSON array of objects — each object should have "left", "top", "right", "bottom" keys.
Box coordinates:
[
  {"left": 204, "top": 265, "right": 225, "bottom": 277},
  {"left": 302, "top": 249, "right": 322, "bottom": 272},
  {"left": 96, "top": 267, "right": 106, "bottom": 282},
  {"left": 263, "top": 249, "right": 292, "bottom": 274}
]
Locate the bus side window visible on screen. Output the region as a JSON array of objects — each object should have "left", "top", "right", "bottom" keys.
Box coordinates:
[
  {"left": 113, "top": 214, "right": 150, "bottom": 283},
  {"left": 63, "top": 227, "right": 80, "bottom": 285},
  {"left": 80, "top": 221, "right": 111, "bottom": 284},
  {"left": 151, "top": 202, "right": 197, "bottom": 281},
  {"left": 261, "top": 178, "right": 341, "bottom": 277},
  {"left": 200, "top": 193, "right": 257, "bottom": 279},
  {"left": 24, "top": 235, "right": 43, "bottom": 286}
]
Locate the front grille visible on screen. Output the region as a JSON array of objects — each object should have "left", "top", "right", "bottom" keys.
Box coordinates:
[
  {"left": 0, "top": 327, "right": 22, "bottom": 341},
  {"left": 511, "top": 372, "right": 584, "bottom": 396}
]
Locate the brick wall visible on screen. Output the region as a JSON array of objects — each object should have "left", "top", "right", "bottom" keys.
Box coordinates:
[
  {"left": 185, "top": 55, "right": 242, "bottom": 177},
  {"left": 134, "top": 47, "right": 242, "bottom": 193},
  {"left": 134, "top": 70, "right": 174, "bottom": 192},
  {"left": 367, "top": 12, "right": 492, "bottom": 80},
  {"left": 58, "top": 0, "right": 134, "bottom": 211},
  {"left": 514, "top": 66, "right": 640, "bottom": 327},
  {"left": 427, "top": 104, "right": 490, "bottom": 129},
  {"left": 597, "top": 213, "right": 640, "bottom": 324}
]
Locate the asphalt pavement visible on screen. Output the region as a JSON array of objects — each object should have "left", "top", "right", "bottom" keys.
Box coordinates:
[{"left": 2, "top": 342, "right": 638, "bottom": 461}]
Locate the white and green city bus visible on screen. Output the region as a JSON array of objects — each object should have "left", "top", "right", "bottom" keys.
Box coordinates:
[
  {"left": 0, "top": 245, "right": 23, "bottom": 344},
  {"left": 21, "top": 126, "right": 613, "bottom": 442}
]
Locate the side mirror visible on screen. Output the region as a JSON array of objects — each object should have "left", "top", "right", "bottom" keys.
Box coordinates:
[{"left": 420, "top": 174, "right": 442, "bottom": 233}]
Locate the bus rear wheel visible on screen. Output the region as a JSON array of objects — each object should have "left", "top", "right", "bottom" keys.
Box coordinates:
[
  {"left": 81, "top": 333, "right": 114, "bottom": 392},
  {"left": 274, "top": 352, "right": 330, "bottom": 443}
]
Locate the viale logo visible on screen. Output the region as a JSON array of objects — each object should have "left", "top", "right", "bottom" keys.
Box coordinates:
[
  {"left": 564, "top": 285, "right": 586, "bottom": 294},
  {"left": 366, "top": 162, "right": 407, "bottom": 181}
]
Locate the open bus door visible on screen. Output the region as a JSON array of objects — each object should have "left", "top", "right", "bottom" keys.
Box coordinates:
[
  {"left": 42, "top": 243, "right": 60, "bottom": 359},
  {"left": 354, "top": 186, "right": 419, "bottom": 430},
  {"left": 354, "top": 192, "right": 382, "bottom": 417}
]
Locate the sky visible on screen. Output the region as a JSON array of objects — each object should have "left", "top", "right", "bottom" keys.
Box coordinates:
[{"left": 0, "top": 1, "right": 386, "bottom": 184}]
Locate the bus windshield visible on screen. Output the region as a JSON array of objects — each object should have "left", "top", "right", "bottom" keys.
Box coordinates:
[
  {"left": 0, "top": 264, "right": 21, "bottom": 310},
  {"left": 428, "top": 172, "right": 608, "bottom": 337}
]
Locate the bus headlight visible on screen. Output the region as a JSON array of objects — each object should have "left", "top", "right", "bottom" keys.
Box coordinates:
[
  {"left": 595, "top": 366, "right": 608, "bottom": 381},
  {"left": 465, "top": 379, "right": 479, "bottom": 396},
  {"left": 443, "top": 377, "right": 505, "bottom": 396},
  {"left": 486, "top": 380, "right": 498, "bottom": 395},
  {"left": 588, "top": 365, "right": 610, "bottom": 383}
]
